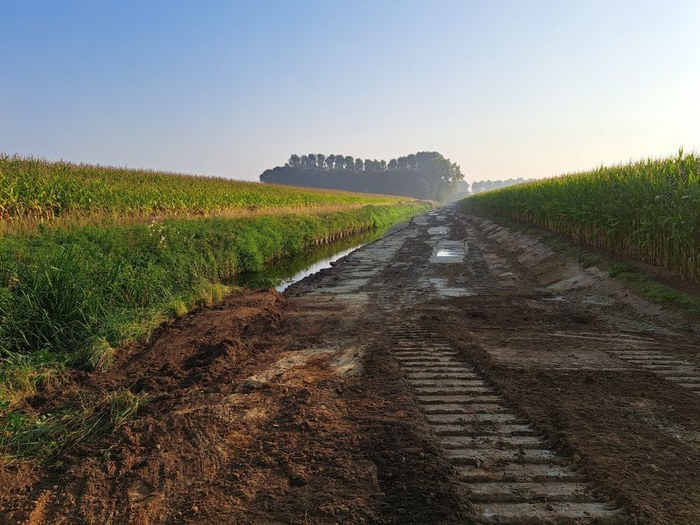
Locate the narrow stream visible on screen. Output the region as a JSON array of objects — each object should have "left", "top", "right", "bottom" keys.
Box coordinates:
[{"left": 238, "top": 229, "right": 383, "bottom": 292}]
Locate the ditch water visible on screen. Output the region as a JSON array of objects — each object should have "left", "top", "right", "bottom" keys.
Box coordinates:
[{"left": 238, "top": 229, "right": 383, "bottom": 292}]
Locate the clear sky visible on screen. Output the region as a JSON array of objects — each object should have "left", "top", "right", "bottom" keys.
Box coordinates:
[{"left": 2, "top": 0, "right": 699, "bottom": 183}]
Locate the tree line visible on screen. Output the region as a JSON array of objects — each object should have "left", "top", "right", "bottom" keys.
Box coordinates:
[
  {"left": 260, "top": 151, "right": 464, "bottom": 201},
  {"left": 470, "top": 177, "right": 532, "bottom": 194}
]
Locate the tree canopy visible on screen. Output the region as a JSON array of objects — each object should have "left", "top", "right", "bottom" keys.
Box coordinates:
[{"left": 260, "top": 151, "right": 463, "bottom": 201}]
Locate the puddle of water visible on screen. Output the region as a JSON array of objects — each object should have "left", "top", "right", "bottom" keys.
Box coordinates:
[
  {"left": 238, "top": 230, "right": 382, "bottom": 292},
  {"left": 429, "top": 277, "right": 474, "bottom": 297},
  {"left": 273, "top": 246, "right": 360, "bottom": 292},
  {"left": 427, "top": 226, "right": 449, "bottom": 235},
  {"left": 543, "top": 296, "right": 569, "bottom": 303},
  {"left": 430, "top": 240, "right": 467, "bottom": 263}
]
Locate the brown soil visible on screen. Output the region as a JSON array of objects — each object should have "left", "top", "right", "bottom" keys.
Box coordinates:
[
  {"left": 1, "top": 207, "right": 699, "bottom": 524},
  {"left": 426, "top": 295, "right": 700, "bottom": 524},
  {"left": 0, "top": 289, "right": 465, "bottom": 524},
  {"left": 477, "top": 211, "right": 700, "bottom": 300}
]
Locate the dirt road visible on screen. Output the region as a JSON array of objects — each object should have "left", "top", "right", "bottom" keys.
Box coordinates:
[{"left": 2, "top": 206, "right": 699, "bottom": 524}]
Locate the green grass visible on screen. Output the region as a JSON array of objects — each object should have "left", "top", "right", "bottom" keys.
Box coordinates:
[
  {"left": 619, "top": 273, "right": 700, "bottom": 316},
  {"left": 462, "top": 150, "right": 700, "bottom": 282},
  {"left": 0, "top": 352, "right": 67, "bottom": 413},
  {"left": 0, "top": 204, "right": 427, "bottom": 411},
  {"left": 607, "top": 262, "right": 635, "bottom": 278}
]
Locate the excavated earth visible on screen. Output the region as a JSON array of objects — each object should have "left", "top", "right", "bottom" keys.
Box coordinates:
[{"left": 1, "top": 206, "right": 699, "bottom": 524}]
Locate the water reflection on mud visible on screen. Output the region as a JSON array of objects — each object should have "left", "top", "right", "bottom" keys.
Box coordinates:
[{"left": 239, "top": 230, "right": 383, "bottom": 292}]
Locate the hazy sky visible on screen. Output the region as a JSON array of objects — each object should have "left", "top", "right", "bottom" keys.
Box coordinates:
[{"left": 2, "top": 1, "right": 699, "bottom": 183}]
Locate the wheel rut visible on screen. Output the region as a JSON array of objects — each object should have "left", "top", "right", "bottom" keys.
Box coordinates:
[
  {"left": 388, "top": 325, "right": 626, "bottom": 524},
  {"left": 547, "top": 330, "right": 700, "bottom": 395},
  {"left": 609, "top": 348, "right": 700, "bottom": 395}
]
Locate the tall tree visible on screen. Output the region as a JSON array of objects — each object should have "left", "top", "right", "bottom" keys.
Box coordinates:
[
  {"left": 406, "top": 154, "right": 417, "bottom": 169},
  {"left": 306, "top": 154, "right": 317, "bottom": 169},
  {"left": 261, "top": 151, "right": 464, "bottom": 201}
]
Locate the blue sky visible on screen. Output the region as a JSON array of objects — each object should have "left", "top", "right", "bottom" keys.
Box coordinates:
[{"left": 2, "top": 0, "right": 699, "bottom": 183}]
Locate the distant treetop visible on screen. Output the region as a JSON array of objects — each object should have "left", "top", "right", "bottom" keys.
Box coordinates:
[
  {"left": 260, "top": 151, "right": 464, "bottom": 201},
  {"left": 470, "top": 178, "right": 532, "bottom": 194}
]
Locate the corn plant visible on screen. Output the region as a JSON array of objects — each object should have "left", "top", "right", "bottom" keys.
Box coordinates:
[
  {"left": 463, "top": 151, "right": 700, "bottom": 282},
  {"left": 0, "top": 154, "right": 410, "bottom": 231}
]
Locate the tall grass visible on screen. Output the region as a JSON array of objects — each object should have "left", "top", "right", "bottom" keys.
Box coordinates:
[
  {"left": 463, "top": 151, "right": 700, "bottom": 282},
  {"left": 0, "top": 204, "right": 427, "bottom": 408}
]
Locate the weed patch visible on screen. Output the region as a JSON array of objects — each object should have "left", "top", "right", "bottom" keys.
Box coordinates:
[{"left": 0, "top": 389, "right": 145, "bottom": 462}]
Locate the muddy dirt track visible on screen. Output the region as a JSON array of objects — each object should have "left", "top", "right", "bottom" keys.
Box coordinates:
[{"left": 2, "top": 206, "right": 699, "bottom": 524}]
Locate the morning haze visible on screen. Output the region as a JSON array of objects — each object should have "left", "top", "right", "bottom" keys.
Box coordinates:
[
  {"left": 3, "top": 2, "right": 700, "bottom": 524},
  {"left": 2, "top": 0, "right": 698, "bottom": 184}
]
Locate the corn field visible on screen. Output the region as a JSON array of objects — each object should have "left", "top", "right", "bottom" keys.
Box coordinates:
[
  {"left": 0, "top": 155, "right": 409, "bottom": 225},
  {"left": 463, "top": 151, "right": 700, "bottom": 282}
]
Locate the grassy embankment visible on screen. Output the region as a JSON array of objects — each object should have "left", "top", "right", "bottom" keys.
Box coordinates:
[
  {"left": 0, "top": 155, "right": 428, "bottom": 459},
  {"left": 462, "top": 151, "right": 700, "bottom": 311}
]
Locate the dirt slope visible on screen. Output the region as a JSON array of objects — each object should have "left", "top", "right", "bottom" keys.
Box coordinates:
[{"left": 1, "top": 206, "right": 698, "bottom": 524}]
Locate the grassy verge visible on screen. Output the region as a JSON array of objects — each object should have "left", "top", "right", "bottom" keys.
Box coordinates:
[
  {"left": 615, "top": 272, "right": 700, "bottom": 317},
  {"left": 0, "top": 203, "right": 426, "bottom": 403},
  {"left": 0, "top": 203, "right": 427, "bottom": 463},
  {"left": 548, "top": 237, "right": 700, "bottom": 319}
]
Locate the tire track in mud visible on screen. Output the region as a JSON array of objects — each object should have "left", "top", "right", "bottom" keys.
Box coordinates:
[
  {"left": 371, "top": 208, "right": 631, "bottom": 523},
  {"left": 609, "top": 350, "right": 700, "bottom": 394},
  {"left": 466, "top": 214, "right": 700, "bottom": 399},
  {"left": 546, "top": 331, "right": 700, "bottom": 396},
  {"left": 387, "top": 324, "right": 625, "bottom": 524},
  {"left": 296, "top": 206, "right": 696, "bottom": 523}
]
